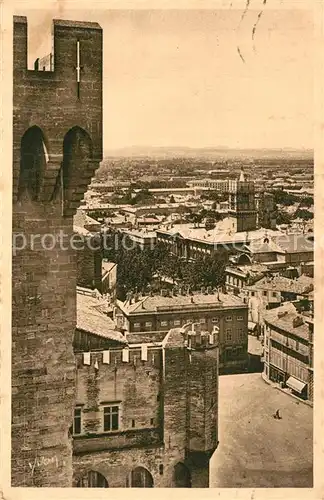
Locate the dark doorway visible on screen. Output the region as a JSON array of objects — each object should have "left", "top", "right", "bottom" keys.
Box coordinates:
[
  {"left": 174, "top": 462, "right": 192, "bottom": 488},
  {"left": 77, "top": 470, "right": 108, "bottom": 488}
]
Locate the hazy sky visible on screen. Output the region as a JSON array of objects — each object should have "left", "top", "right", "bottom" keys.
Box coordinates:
[{"left": 13, "top": 2, "right": 313, "bottom": 151}]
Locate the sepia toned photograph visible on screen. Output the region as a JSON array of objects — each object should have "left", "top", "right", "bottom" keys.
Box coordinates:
[{"left": 7, "top": 0, "right": 316, "bottom": 492}]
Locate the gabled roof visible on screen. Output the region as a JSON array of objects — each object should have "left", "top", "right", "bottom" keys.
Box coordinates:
[{"left": 77, "top": 289, "right": 126, "bottom": 344}]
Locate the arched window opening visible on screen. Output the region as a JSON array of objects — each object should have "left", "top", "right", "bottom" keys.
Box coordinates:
[
  {"left": 128, "top": 467, "right": 154, "bottom": 488},
  {"left": 62, "top": 126, "right": 93, "bottom": 194},
  {"left": 77, "top": 470, "right": 108, "bottom": 488},
  {"left": 174, "top": 462, "right": 191, "bottom": 488},
  {"left": 237, "top": 253, "right": 252, "bottom": 265},
  {"left": 18, "top": 126, "right": 49, "bottom": 201}
]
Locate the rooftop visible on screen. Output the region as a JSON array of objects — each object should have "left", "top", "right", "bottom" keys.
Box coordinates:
[
  {"left": 247, "top": 274, "right": 313, "bottom": 295},
  {"left": 117, "top": 291, "right": 247, "bottom": 315},
  {"left": 272, "top": 233, "right": 314, "bottom": 254},
  {"left": 74, "top": 209, "right": 101, "bottom": 230},
  {"left": 226, "top": 263, "right": 269, "bottom": 279},
  {"left": 53, "top": 19, "right": 102, "bottom": 30},
  {"left": 264, "top": 303, "right": 312, "bottom": 341},
  {"left": 124, "top": 229, "right": 157, "bottom": 239},
  {"left": 73, "top": 225, "right": 91, "bottom": 236},
  {"left": 77, "top": 288, "right": 126, "bottom": 343},
  {"left": 157, "top": 220, "right": 282, "bottom": 246}
]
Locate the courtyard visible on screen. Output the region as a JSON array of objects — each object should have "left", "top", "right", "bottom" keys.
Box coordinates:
[{"left": 210, "top": 372, "right": 313, "bottom": 488}]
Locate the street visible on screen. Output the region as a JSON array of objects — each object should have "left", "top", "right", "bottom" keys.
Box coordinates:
[{"left": 210, "top": 372, "right": 313, "bottom": 488}]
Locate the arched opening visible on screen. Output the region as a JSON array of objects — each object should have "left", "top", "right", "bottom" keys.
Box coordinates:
[
  {"left": 76, "top": 470, "right": 108, "bottom": 488},
  {"left": 18, "top": 126, "right": 49, "bottom": 201},
  {"left": 127, "top": 467, "right": 154, "bottom": 488},
  {"left": 174, "top": 462, "right": 191, "bottom": 488},
  {"left": 237, "top": 253, "right": 252, "bottom": 265},
  {"left": 62, "top": 126, "right": 92, "bottom": 192}
]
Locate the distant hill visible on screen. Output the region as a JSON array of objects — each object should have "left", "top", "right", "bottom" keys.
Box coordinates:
[{"left": 104, "top": 145, "right": 313, "bottom": 160}]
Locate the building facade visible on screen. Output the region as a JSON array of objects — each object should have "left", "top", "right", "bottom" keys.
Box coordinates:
[
  {"left": 263, "top": 304, "right": 313, "bottom": 402},
  {"left": 255, "top": 192, "right": 276, "bottom": 229},
  {"left": 115, "top": 292, "right": 248, "bottom": 373},
  {"left": 72, "top": 322, "right": 219, "bottom": 488},
  {"left": 12, "top": 16, "right": 103, "bottom": 486}
]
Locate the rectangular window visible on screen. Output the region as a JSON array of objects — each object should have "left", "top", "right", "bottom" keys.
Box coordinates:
[
  {"left": 133, "top": 322, "right": 141, "bottom": 329},
  {"left": 199, "top": 318, "right": 206, "bottom": 324},
  {"left": 174, "top": 319, "right": 181, "bottom": 326},
  {"left": 263, "top": 291, "right": 267, "bottom": 296},
  {"left": 225, "top": 316, "right": 232, "bottom": 322},
  {"left": 103, "top": 405, "right": 119, "bottom": 432},
  {"left": 73, "top": 408, "right": 82, "bottom": 435},
  {"left": 237, "top": 316, "right": 243, "bottom": 321},
  {"left": 145, "top": 321, "right": 152, "bottom": 328},
  {"left": 161, "top": 320, "right": 168, "bottom": 327},
  {"left": 212, "top": 317, "right": 219, "bottom": 323},
  {"left": 251, "top": 291, "right": 255, "bottom": 297},
  {"left": 226, "top": 329, "right": 232, "bottom": 341},
  {"left": 238, "top": 328, "right": 244, "bottom": 339},
  {"left": 272, "top": 292, "right": 277, "bottom": 297}
]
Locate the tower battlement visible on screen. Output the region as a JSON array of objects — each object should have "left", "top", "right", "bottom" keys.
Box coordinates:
[{"left": 13, "top": 16, "right": 103, "bottom": 212}]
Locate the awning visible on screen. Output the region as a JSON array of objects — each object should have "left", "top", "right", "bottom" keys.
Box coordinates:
[
  {"left": 286, "top": 376, "right": 306, "bottom": 393},
  {"left": 248, "top": 321, "right": 257, "bottom": 331}
]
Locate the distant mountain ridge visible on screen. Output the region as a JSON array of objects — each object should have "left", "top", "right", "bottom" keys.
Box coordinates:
[{"left": 104, "top": 145, "right": 313, "bottom": 160}]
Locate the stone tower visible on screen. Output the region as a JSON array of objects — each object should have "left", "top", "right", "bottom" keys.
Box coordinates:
[
  {"left": 228, "top": 168, "right": 257, "bottom": 232},
  {"left": 163, "top": 324, "right": 219, "bottom": 487},
  {"left": 12, "top": 16, "right": 102, "bottom": 486}
]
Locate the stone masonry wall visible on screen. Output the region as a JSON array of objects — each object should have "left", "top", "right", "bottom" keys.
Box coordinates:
[{"left": 12, "top": 16, "right": 103, "bottom": 486}]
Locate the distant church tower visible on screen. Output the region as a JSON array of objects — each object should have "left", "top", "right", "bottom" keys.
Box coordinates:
[{"left": 228, "top": 168, "right": 257, "bottom": 232}]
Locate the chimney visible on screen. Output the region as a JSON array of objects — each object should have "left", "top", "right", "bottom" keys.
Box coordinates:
[{"left": 293, "top": 316, "right": 304, "bottom": 328}]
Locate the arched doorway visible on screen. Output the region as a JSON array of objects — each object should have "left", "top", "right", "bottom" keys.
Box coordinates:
[
  {"left": 18, "top": 126, "right": 49, "bottom": 201},
  {"left": 127, "top": 467, "right": 154, "bottom": 487},
  {"left": 76, "top": 470, "right": 109, "bottom": 488},
  {"left": 174, "top": 462, "right": 191, "bottom": 488}
]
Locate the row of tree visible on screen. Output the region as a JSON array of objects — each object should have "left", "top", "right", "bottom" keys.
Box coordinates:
[{"left": 103, "top": 234, "right": 226, "bottom": 300}]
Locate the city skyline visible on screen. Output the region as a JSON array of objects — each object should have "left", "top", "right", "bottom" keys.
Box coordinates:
[{"left": 13, "top": 4, "right": 313, "bottom": 151}]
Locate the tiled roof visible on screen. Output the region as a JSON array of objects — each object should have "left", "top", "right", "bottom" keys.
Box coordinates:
[
  {"left": 264, "top": 303, "right": 311, "bottom": 341},
  {"left": 247, "top": 275, "right": 313, "bottom": 295},
  {"left": 77, "top": 290, "right": 126, "bottom": 343},
  {"left": 117, "top": 291, "right": 246, "bottom": 315}
]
